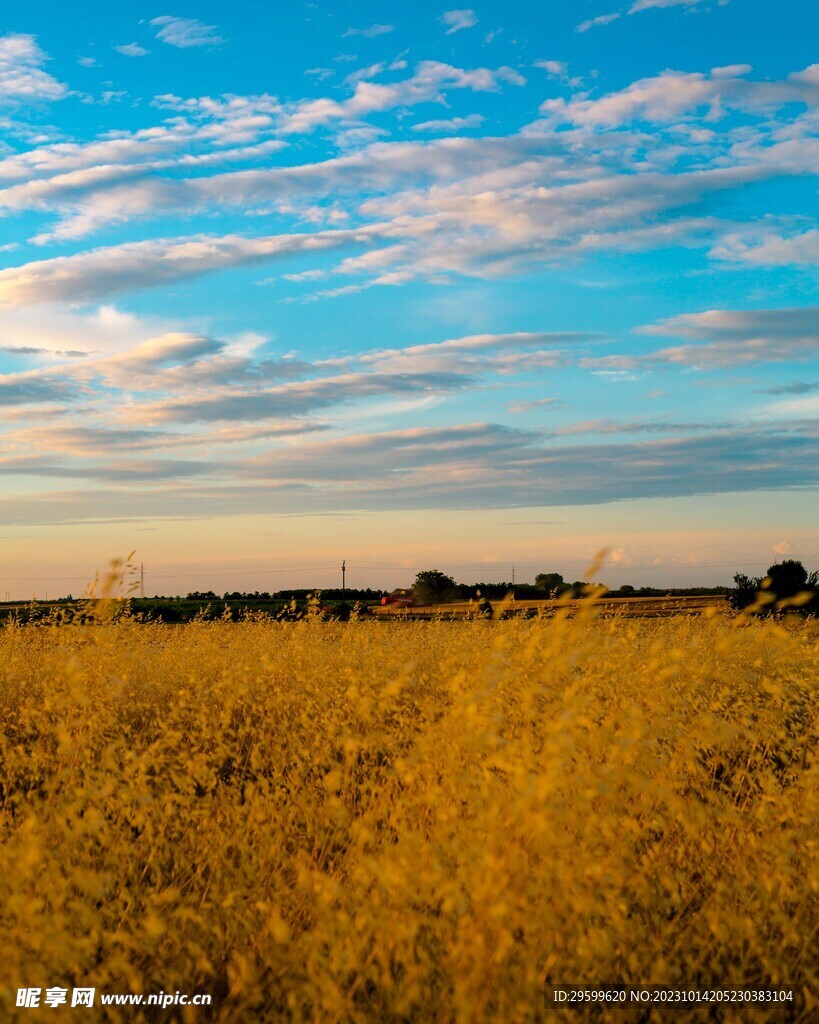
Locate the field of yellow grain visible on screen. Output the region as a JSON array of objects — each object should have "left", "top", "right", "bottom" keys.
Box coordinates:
[{"left": 0, "top": 604, "right": 816, "bottom": 1022}]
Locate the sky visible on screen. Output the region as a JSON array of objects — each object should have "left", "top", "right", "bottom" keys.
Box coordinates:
[{"left": 0, "top": 0, "right": 818, "bottom": 597}]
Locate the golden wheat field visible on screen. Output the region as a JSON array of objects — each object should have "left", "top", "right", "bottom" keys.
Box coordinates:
[{"left": 0, "top": 602, "right": 817, "bottom": 1023}]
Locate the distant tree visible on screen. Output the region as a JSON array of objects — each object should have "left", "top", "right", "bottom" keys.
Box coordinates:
[
  {"left": 618, "top": 584, "right": 635, "bottom": 595},
  {"left": 729, "top": 572, "right": 760, "bottom": 610},
  {"left": 729, "top": 560, "right": 819, "bottom": 613},
  {"left": 765, "top": 560, "right": 816, "bottom": 598},
  {"left": 535, "top": 572, "right": 564, "bottom": 590},
  {"left": 413, "top": 569, "right": 457, "bottom": 605}
]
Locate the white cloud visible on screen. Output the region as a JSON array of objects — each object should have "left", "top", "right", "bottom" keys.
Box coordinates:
[
  {"left": 541, "top": 64, "right": 819, "bottom": 128},
  {"left": 342, "top": 61, "right": 389, "bottom": 88},
  {"left": 0, "top": 228, "right": 379, "bottom": 307},
  {"left": 508, "top": 396, "right": 560, "bottom": 413},
  {"left": 358, "top": 331, "right": 593, "bottom": 375},
  {"left": 441, "top": 9, "right": 478, "bottom": 34},
  {"left": 0, "top": 101, "right": 282, "bottom": 186},
  {"left": 150, "top": 16, "right": 225, "bottom": 49},
  {"left": 0, "top": 34, "right": 67, "bottom": 103},
  {"left": 763, "top": 395, "right": 819, "bottom": 419},
  {"left": 5, "top": 157, "right": 763, "bottom": 301},
  {"left": 638, "top": 306, "right": 819, "bottom": 367},
  {"left": 0, "top": 54, "right": 815, "bottom": 305},
  {"left": 103, "top": 331, "right": 224, "bottom": 367},
  {"left": 535, "top": 60, "right": 568, "bottom": 78},
  {"left": 277, "top": 60, "right": 522, "bottom": 135},
  {"left": 412, "top": 113, "right": 485, "bottom": 132},
  {"left": 1, "top": 418, "right": 817, "bottom": 523},
  {"left": 630, "top": 0, "right": 713, "bottom": 10},
  {"left": 342, "top": 24, "right": 394, "bottom": 38},
  {"left": 534, "top": 60, "right": 582, "bottom": 88},
  {"left": 3, "top": 316, "right": 819, "bottom": 518},
  {"left": 346, "top": 165, "right": 760, "bottom": 284},
  {"left": 0, "top": 124, "right": 774, "bottom": 297},
  {"left": 576, "top": 13, "right": 621, "bottom": 32},
  {"left": 0, "top": 304, "right": 173, "bottom": 358},
  {"left": 0, "top": 133, "right": 546, "bottom": 244},
  {"left": 115, "top": 43, "right": 149, "bottom": 57},
  {"left": 127, "top": 370, "right": 469, "bottom": 424},
  {"left": 333, "top": 126, "right": 389, "bottom": 151},
  {"left": 711, "top": 229, "right": 819, "bottom": 267}
]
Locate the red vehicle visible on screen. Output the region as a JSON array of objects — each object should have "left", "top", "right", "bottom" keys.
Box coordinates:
[{"left": 380, "top": 593, "right": 415, "bottom": 607}]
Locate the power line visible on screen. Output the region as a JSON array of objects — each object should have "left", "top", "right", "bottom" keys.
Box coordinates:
[
  {"left": 147, "top": 565, "right": 341, "bottom": 580},
  {"left": 332, "top": 555, "right": 819, "bottom": 573},
  {"left": 2, "top": 554, "right": 817, "bottom": 592},
  {"left": 0, "top": 564, "right": 341, "bottom": 582}
]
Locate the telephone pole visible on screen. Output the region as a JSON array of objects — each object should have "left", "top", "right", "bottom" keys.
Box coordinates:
[
  {"left": 341, "top": 559, "right": 346, "bottom": 596},
  {"left": 140, "top": 562, "right": 145, "bottom": 599},
  {"left": 511, "top": 566, "right": 516, "bottom": 586}
]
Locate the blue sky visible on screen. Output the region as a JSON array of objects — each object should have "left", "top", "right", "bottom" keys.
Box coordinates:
[{"left": 0, "top": 0, "right": 818, "bottom": 594}]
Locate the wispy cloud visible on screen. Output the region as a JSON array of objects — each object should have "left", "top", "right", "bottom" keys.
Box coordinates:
[
  {"left": 412, "top": 113, "right": 485, "bottom": 132},
  {"left": 759, "top": 381, "right": 819, "bottom": 396},
  {"left": 540, "top": 64, "right": 819, "bottom": 128},
  {"left": 3, "top": 421, "right": 816, "bottom": 524},
  {"left": 3, "top": 314, "right": 819, "bottom": 522},
  {"left": 276, "top": 60, "right": 521, "bottom": 134},
  {"left": 150, "top": 16, "right": 225, "bottom": 49},
  {"left": 637, "top": 306, "right": 819, "bottom": 367},
  {"left": 711, "top": 229, "right": 819, "bottom": 267},
  {"left": 630, "top": 0, "right": 716, "bottom": 10},
  {"left": 578, "top": 0, "right": 723, "bottom": 32},
  {"left": 129, "top": 370, "right": 468, "bottom": 425},
  {"left": 534, "top": 60, "right": 567, "bottom": 77},
  {"left": 342, "top": 24, "right": 394, "bottom": 38},
  {"left": 0, "top": 158, "right": 767, "bottom": 301},
  {"left": 441, "top": 9, "right": 478, "bottom": 34},
  {"left": 508, "top": 396, "right": 560, "bottom": 413},
  {"left": 576, "top": 13, "right": 621, "bottom": 32},
  {"left": 114, "top": 42, "right": 149, "bottom": 57},
  {"left": 0, "top": 34, "right": 67, "bottom": 103},
  {"left": 0, "top": 4, "right": 816, "bottom": 543},
  {"left": 0, "top": 228, "right": 377, "bottom": 306}
]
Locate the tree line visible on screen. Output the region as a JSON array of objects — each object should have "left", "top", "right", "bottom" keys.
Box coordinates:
[
  {"left": 729, "top": 559, "right": 819, "bottom": 614},
  {"left": 410, "top": 570, "right": 726, "bottom": 605}
]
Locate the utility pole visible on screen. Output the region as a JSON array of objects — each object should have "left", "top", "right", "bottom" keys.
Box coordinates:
[
  {"left": 342, "top": 559, "right": 346, "bottom": 596},
  {"left": 511, "top": 566, "right": 516, "bottom": 586},
  {"left": 140, "top": 562, "right": 145, "bottom": 599}
]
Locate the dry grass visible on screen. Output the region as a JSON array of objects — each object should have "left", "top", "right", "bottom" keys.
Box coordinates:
[{"left": 0, "top": 599, "right": 816, "bottom": 1022}]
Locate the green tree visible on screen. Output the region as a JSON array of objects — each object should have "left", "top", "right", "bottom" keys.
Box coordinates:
[
  {"left": 535, "top": 572, "right": 564, "bottom": 591},
  {"left": 728, "top": 572, "right": 760, "bottom": 610},
  {"left": 765, "top": 559, "right": 816, "bottom": 598},
  {"left": 729, "top": 560, "right": 819, "bottom": 613},
  {"left": 413, "top": 569, "right": 457, "bottom": 605}
]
